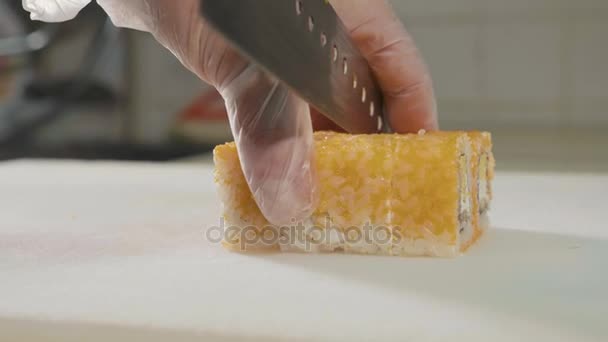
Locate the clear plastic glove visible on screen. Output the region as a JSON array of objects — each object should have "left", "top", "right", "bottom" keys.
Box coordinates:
[{"left": 24, "top": 0, "right": 437, "bottom": 226}]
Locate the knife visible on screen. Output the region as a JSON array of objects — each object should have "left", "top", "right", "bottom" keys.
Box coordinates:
[{"left": 200, "top": 0, "right": 390, "bottom": 134}]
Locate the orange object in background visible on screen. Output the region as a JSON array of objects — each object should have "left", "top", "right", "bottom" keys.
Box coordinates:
[{"left": 171, "top": 87, "right": 233, "bottom": 146}]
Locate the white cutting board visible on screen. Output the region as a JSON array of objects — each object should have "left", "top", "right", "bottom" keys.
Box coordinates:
[{"left": 0, "top": 160, "right": 607, "bottom": 342}]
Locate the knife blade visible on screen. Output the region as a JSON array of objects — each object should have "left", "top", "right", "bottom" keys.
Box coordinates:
[{"left": 200, "top": 0, "right": 390, "bottom": 134}]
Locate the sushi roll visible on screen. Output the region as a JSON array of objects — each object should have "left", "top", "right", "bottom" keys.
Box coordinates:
[{"left": 212, "top": 131, "right": 494, "bottom": 257}]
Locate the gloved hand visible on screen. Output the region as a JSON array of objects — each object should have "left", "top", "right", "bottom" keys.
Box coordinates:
[{"left": 24, "top": 0, "right": 437, "bottom": 226}]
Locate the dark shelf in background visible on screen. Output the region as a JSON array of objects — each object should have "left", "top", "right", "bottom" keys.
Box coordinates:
[{"left": 0, "top": 143, "right": 214, "bottom": 162}]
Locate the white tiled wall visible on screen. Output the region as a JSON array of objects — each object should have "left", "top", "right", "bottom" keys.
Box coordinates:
[
  {"left": 390, "top": 0, "right": 608, "bottom": 129},
  {"left": 485, "top": 23, "right": 561, "bottom": 102},
  {"left": 409, "top": 25, "right": 480, "bottom": 100},
  {"left": 572, "top": 21, "right": 608, "bottom": 126}
]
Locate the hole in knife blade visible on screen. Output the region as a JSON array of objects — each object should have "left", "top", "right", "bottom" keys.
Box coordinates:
[
  {"left": 377, "top": 116, "right": 383, "bottom": 131},
  {"left": 296, "top": 0, "right": 303, "bottom": 15},
  {"left": 361, "top": 87, "right": 367, "bottom": 103},
  {"left": 332, "top": 45, "right": 338, "bottom": 62},
  {"left": 343, "top": 58, "right": 348, "bottom": 75},
  {"left": 370, "top": 101, "right": 375, "bottom": 117},
  {"left": 353, "top": 75, "right": 358, "bottom": 88},
  {"left": 320, "top": 33, "right": 327, "bottom": 47},
  {"left": 308, "top": 16, "right": 315, "bottom": 32}
]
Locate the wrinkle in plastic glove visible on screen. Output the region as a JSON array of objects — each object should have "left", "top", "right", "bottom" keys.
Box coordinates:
[{"left": 24, "top": 0, "right": 437, "bottom": 226}]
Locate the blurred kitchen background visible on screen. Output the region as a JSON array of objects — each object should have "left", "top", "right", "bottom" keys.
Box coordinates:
[{"left": 0, "top": 0, "right": 606, "bottom": 171}]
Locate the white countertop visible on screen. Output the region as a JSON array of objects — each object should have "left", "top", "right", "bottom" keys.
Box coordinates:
[{"left": 1, "top": 160, "right": 607, "bottom": 342}]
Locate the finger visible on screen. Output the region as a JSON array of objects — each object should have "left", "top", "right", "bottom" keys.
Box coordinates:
[
  {"left": 219, "top": 64, "right": 317, "bottom": 226},
  {"left": 331, "top": 0, "right": 438, "bottom": 133}
]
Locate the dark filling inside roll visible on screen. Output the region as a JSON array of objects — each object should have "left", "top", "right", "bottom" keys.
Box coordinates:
[
  {"left": 478, "top": 153, "right": 490, "bottom": 215},
  {"left": 458, "top": 153, "right": 472, "bottom": 235}
]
